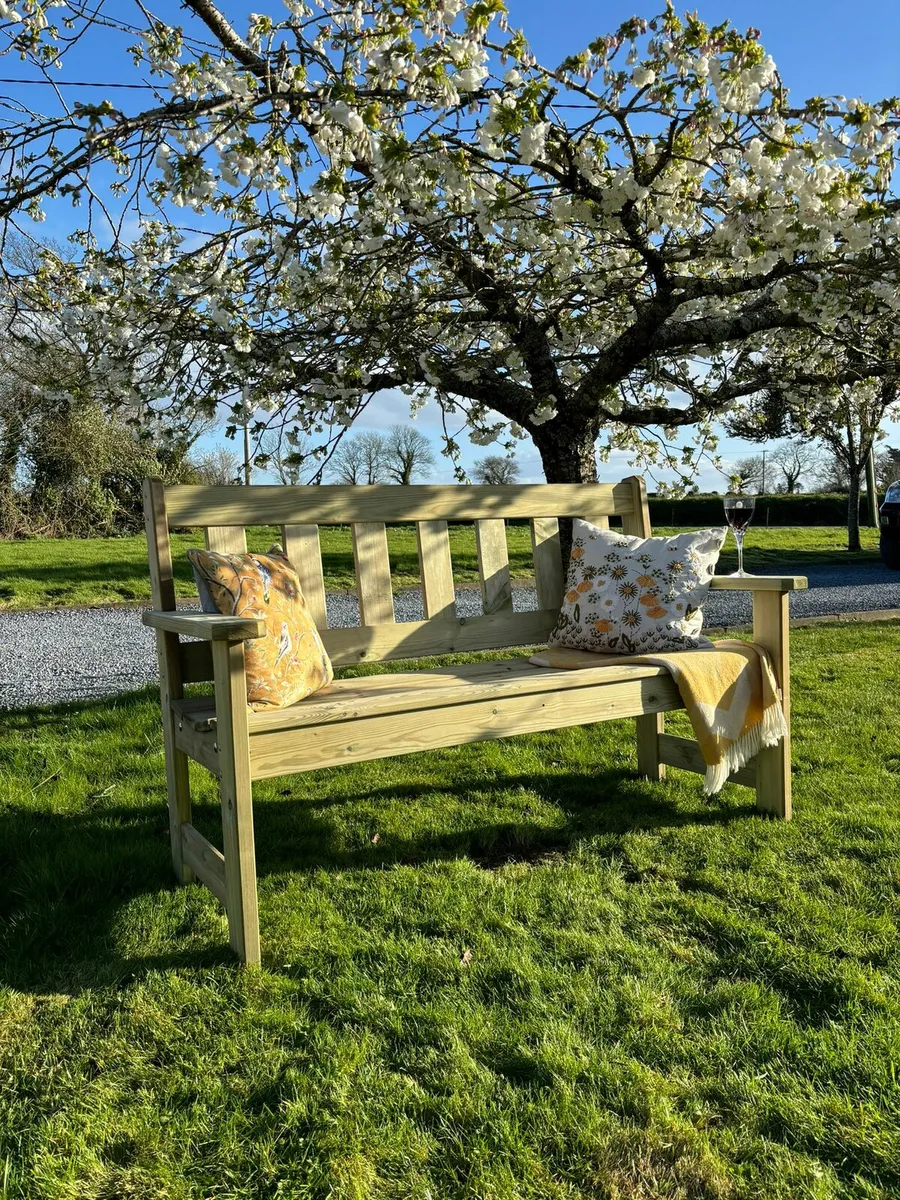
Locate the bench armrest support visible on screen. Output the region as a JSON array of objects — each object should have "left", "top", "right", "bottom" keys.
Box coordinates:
[
  {"left": 142, "top": 610, "right": 266, "bottom": 641},
  {"left": 709, "top": 575, "right": 807, "bottom": 593}
]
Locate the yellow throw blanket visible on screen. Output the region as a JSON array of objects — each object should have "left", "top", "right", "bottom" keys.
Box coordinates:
[{"left": 529, "top": 640, "right": 787, "bottom": 795}]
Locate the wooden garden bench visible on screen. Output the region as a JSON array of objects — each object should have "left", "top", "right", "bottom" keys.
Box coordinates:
[{"left": 142, "top": 475, "right": 806, "bottom": 964}]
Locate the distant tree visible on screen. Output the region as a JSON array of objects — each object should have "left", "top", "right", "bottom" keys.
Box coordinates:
[
  {"left": 328, "top": 431, "right": 387, "bottom": 485},
  {"left": 383, "top": 426, "right": 436, "bottom": 485},
  {"left": 191, "top": 447, "right": 242, "bottom": 487},
  {"left": 770, "top": 439, "right": 821, "bottom": 494},
  {"left": 472, "top": 455, "right": 521, "bottom": 486}
]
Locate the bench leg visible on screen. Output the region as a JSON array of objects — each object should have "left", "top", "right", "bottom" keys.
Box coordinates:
[
  {"left": 155, "top": 630, "right": 194, "bottom": 884},
  {"left": 212, "top": 641, "right": 261, "bottom": 965},
  {"left": 752, "top": 592, "right": 792, "bottom": 820},
  {"left": 635, "top": 713, "right": 666, "bottom": 781}
]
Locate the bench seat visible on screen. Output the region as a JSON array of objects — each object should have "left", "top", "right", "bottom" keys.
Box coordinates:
[{"left": 172, "top": 657, "right": 682, "bottom": 779}]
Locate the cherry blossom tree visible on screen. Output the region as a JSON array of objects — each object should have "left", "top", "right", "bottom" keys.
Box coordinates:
[{"left": 2, "top": 1, "right": 900, "bottom": 486}]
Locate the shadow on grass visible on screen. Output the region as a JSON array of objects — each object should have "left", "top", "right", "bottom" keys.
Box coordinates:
[{"left": 0, "top": 690, "right": 750, "bottom": 991}]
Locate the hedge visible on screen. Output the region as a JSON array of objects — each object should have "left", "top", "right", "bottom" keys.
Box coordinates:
[{"left": 647, "top": 492, "right": 856, "bottom": 527}]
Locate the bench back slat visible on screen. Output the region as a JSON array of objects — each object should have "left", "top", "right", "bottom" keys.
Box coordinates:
[
  {"left": 530, "top": 517, "right": 565, "bottom": 611},
  {"left": 416, "top": 520, "right": 456, "bottom": 620},
  {"left": 206, "top": 525, "right": 248, "bottom": 555},
  {"left": 146, "top": 476, "right": 651, "bottom": 680},
  {"left": 282, "top": 524, "right": 328, "bottom": 628},
  {"left": 351, "top": 521, "right": 395, "bottom": 625},
  {"left": 474, "top": 519, "right": 513, "bottom": 616}
]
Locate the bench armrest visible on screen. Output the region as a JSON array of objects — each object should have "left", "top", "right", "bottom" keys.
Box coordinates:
[
  {"left": 709, "top": 575, "right": 807, "bottom": 593},
  {"left": 142, "top": 610, "right": 266, "bottom": 641}
]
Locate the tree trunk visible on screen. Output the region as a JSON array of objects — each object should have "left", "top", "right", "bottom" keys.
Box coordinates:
[
  {"left": 847, "top": 466, "right": 862, "bottom": 552},
  {"left": 531, "top": 419, "right": 599, "bottom": 484},
  {"left": 531, "top": 418, "right": 599, "bottom": 564}
]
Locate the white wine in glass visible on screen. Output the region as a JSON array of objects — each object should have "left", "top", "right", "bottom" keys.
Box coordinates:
[{"left": 723, "top": 494, "right": 755, "bottom": 577}]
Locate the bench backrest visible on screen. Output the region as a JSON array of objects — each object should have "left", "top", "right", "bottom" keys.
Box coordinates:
[{"left": 144, "top": 476, "right": 651, "bottom": 680}]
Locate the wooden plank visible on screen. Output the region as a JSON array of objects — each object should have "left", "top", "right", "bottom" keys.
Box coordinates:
[
  {"left": 416, "top": 520, "right": 456, "bottom": 620},
  {"left": 177, "top": 658, "right": 672, "bottom": 735},
  {"left": 249, "top": 675, "right": 683, "bottom": 778},
  {"left": 164, "top": 482, "right": 636, "bottom": 526},
  {"left": 322, "top": 608, "right": 559, "bottom": 666},
  {"left": 181, "top": 823, "right": 228, "bottom": 907},
  {"left": 181, "top": 641, "right": 214, "bottom": 684},
  {"left": 180, "top": 608, "right": 560, "bottom": 672},
  {"left": 211, "top": 639, "right": 261, "bottom": 964},
  {"left": 752, "top": 591, "right": 792, "bottom": 819},
  {"left": 143, "top": 478, "right": 193, "bottom": 885},
  {"left": 351, "top": 522, "right": 395, "bottom": 625},
  {"left": 710, "top": 576, "right": 807, "bottom": 592},
  {"left": 620, "top": 475, "right": 652, "bottom": 538},
  {"left": 475, "top": 519, "right": 513, "bottom": 615},
  {"left": 636, "top": 713, "right": 666, "bottom": 782},
  {"left": 530, "top": 517, "right": 565, "bottom": 612},
  {"left": 282, "top": 523, "right": 328, "bottom": 629},
  {"left": 206, "top": 525, "right": 247, "bottom": 555},
  {"left": 658, "top": 733, "right": 757, "bottom": 788},
  {"left": 174, "top": 721, "right": 220, "bottom": 775},
  {"left": 143, "top": 610, "right": 265, "bottom": 641}
]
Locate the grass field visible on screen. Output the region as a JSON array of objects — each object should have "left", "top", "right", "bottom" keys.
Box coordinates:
[
  {"left": 1, "top": 621, "right": 899, "bottom": 1197},
  {"left": 0, "top": 524, "right": 882, "bottom": 610}
]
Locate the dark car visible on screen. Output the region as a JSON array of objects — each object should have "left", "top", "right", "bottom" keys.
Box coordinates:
[{"left": 880, "top": 481, "right": 900, "bottom": 569}]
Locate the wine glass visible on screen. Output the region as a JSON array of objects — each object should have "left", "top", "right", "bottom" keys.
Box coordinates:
[{"left": 723, "top": 494, "right": 755, "bottom": 577}]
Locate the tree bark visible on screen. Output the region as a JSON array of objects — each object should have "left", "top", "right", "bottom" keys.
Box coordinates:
[
  {"left": 531, "top": 418, "right": 599, "bottom": 484},
  {"left": 847, "top": 466, "right": 862, "bottom": 552},
  {"left": 531, "top": 417, "right": 600, "bottom": 564}
]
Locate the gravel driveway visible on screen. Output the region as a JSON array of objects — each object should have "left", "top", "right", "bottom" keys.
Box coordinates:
[{"left": 1, "top": 561, "right": 898, "bottom": 710}]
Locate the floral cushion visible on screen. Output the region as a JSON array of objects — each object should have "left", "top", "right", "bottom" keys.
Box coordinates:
[
  {"left": 188, "top": 546, "right": 333, "bottom": 709},
  {"left": 549, "top": 520, "right": 726, "bottom": 655}
]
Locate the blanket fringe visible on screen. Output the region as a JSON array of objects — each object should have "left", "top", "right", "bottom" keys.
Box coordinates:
[{"left": 704, "top": 702, "right": 789, "bottom": 796}]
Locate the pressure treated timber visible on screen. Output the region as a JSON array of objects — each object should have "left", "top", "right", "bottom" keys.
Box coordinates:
[
  {"left": 658, "top": 732, "right": 757, "bottom": 788},
  {"left": 709, "top": 576, "right": 806, "bottom": 592},
  {"left": 416, "top": 520, "right": 456, "bottom": 620},
  {"left": 212, "top": 639, "right": 260, "bottom": 965},
  {"left": 164, "top": 481, "right": 636, "bottom": 526},
  {"left": 143, "top": 478, "right": 193, "bottom": 884},
  {"left": 181, "top": 823, "right": 228, "bottom": 907},
  {"left": 530, "top": 518, "right": 565, "bottom": 612},
  {"left": 752, "top": 590, "right": 792, "bottom": 819},
  {"left": 475, "top": 519, "right": 513, "bottom": 615},
  {"left": 248, "top": 674, "right": 683, "bottom": 779},
  {"left": 282, "top": 524, "right": 328, "bottom": 628},
  {"left": 144, "top": 473, "right": 802, "bottom": 964},
  {"left": 143, "top": 611, "right": 265, "bottom": 641},
  {"left": 174, "top": 657, "right": 672, "bottom": 735},
  {"left": 205, "top": 525, "right": 247, "bottom": 555},
  {"left": 351, "top": 522, "right": 395, "bottom": 625}
]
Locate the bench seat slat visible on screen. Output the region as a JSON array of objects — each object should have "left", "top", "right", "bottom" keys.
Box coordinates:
[
  {"left": 173, "top": 657, "right": 672, "bottom": 734},
  {"left": 248, "top": 674, "right": 682, "bottom": 778}
]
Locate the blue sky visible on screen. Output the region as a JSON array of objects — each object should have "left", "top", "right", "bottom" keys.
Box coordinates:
[{"left": 8, "top": 0, "right": 900, "bottom": 486}]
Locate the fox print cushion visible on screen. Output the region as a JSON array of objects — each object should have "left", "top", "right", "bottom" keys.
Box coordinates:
[
  {"left": 188, "top": 546, "right": 333, "bottom": 709},
  {"left": 549, "top": 520, "right": 727, "bottom": 655}
]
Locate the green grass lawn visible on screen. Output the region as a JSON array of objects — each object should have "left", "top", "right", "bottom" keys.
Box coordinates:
[
  {"left": 1, "top": 621, "right": 900, "bottom": 1197},
  {"left": 0, "top": 524, "right": 882, "bottom": 610}
]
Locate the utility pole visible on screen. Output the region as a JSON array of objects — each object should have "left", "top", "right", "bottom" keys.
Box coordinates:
[
  {"left": 866, "top": 445, "right": 879, "bottom": 526},
  {"left": 760, "top": 446, "right": 767, "bottom": 496},
  {"left": 241, "top": 384, "right": 252, "bottom": 487}
]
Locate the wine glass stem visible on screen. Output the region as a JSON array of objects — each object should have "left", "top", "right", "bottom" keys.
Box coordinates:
[{"left": 735, "top": 532, "right": 745, "bottom": 577}]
